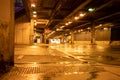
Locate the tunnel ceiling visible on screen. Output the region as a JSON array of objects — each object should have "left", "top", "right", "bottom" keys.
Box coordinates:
[{"left": 15, "top": 0, "right": 120, "bottom": 37}]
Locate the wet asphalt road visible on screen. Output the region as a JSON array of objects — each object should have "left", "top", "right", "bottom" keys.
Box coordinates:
[{"left": 0, "top": 44, "right": 120, "bottom": 80}]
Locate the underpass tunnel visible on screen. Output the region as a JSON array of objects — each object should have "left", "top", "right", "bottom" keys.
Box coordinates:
[{"left": 0, "top": 0, "right": 120, "bottom": 80}]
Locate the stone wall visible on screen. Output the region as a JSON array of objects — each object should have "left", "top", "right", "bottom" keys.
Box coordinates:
[{"left": 15, "top": 15, "right": 30, "bottom": 44}]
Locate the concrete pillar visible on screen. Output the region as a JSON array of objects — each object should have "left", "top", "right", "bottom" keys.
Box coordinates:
[
  {"left": 0, "top": 0, "right": 14, "bottom": 66},
  {"left": 41, "top": 33, "right": 44, "bottom": 43},
  {"left": 30, "top": 19, "right": 34, "bottom": 44},
  {"left": 61, "top": 33, "right": 64, "bottom": 44},
  {"left": 109, "top": 28, "right": 112, "bottom": 44},
  {"left": 91, "top": 22, "right": 96, "bottom": 45},
  {"left": 44, "top": 33, "right": 47, "bottom": 44},
  {"left": 71, "top": 31, "right": 74, "bottom": 44},
  {"left": 40, "top": 34, "right": 43, "bottom": 43}
]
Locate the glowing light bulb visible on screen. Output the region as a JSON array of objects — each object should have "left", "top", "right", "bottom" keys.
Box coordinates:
[
  {"left": 31, "top": 4, "right": 36, "bottom": 7},
  {"left": 68, "top": 21, "right": 72, "bottom": 24},
  {"left": 65, "top": 23, "right": 69, "bottom": 25},
  {"left": 74, "top": 17, "right": 79, "bottom": 20},
  {"left": 33, "top": 11, "right": 37, "bottom": 14},
  {"left": 88, "top": 8, "right": 95, "bottom": 12},
  {"left": 34, "top": 22, "right": 37, "bottom": 26},
  {"left": 79, "top": 13, "right": 85, "bottom": 17},
  {"left": 33, "top": 15, "right": 37, "bottom": 18},
  {"left": 60, "top": 26, "right": 64, "bottom": 28}
]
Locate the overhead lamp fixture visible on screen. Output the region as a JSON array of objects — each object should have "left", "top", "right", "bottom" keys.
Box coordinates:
[
  {"left": 33, "top": 14, "right": 37, "bottom": 18},
  {"left": 33, "top": 11, "right": 37, "bottom": 14},
  {"left": 74, "top": 16, "right": 79, "bottom": 20},
  {"left": 95, "top": 24, "right": 103, "bottom": 28},
  {"left": 34, "top": 22, "right": 37, "bottom": 26},
  {"left": 74, "top": 31, "right": 77, "bottom": 33},
  {"left": 47, "top": 31, "right": 56, "bottom": 38},
  {"left": 103, "top": 27, "right": 108, "bottom": 30},
  {"left": 68, "top": 21, "right": 72, "bottom": 24},
  {"left": 65, "top": 21, "right": 72, "bottom": 26},
  {"left": 81, "top": 29, "right": 83, "bottom": 31},
  {"left": 87, "top": 27, "right": 91, "bottom": 29},
  {"left": 56, "top": 28, "right": 62, "bottom": 31},
  {"left": 56, "top": 28, "right": 59, "bottom": 31},
  {"left": 78, "top": 30, "right": 81, "bottom": 32},
  {"left": 79, "top": 13, "right": 85, "bottom": 17},
  {"left": 31, "top": 3, "right": 36, "bottom": 7},
  {"left": 88, "top": 8, "right": 95, "bottom": 12},
  {"left": 34, "top": 28, "right": 36, "bottom": 30},
  {"left": 65, "top": 23, "right": 69, "bottom": 25},
  {"left": 60, "top": 26, "right": 64, "bottom": 28},
  {"left": 99, "top": 24, "right": 102, "bottom": 26},
  {"left": 34, "top": 20, "right": 36, "bottom": 22},
  {"left": 65, "top": 33, "right": 68, "bottom": 36}
]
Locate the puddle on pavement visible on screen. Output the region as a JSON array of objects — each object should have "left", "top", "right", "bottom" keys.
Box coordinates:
[{"left": 0, "top": 62, "right": 105, "bottom": 80}]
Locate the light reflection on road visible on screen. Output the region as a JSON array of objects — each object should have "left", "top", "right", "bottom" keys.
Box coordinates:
[{"left": 4, "top": 44, "right": 118, "bottom": 80}]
